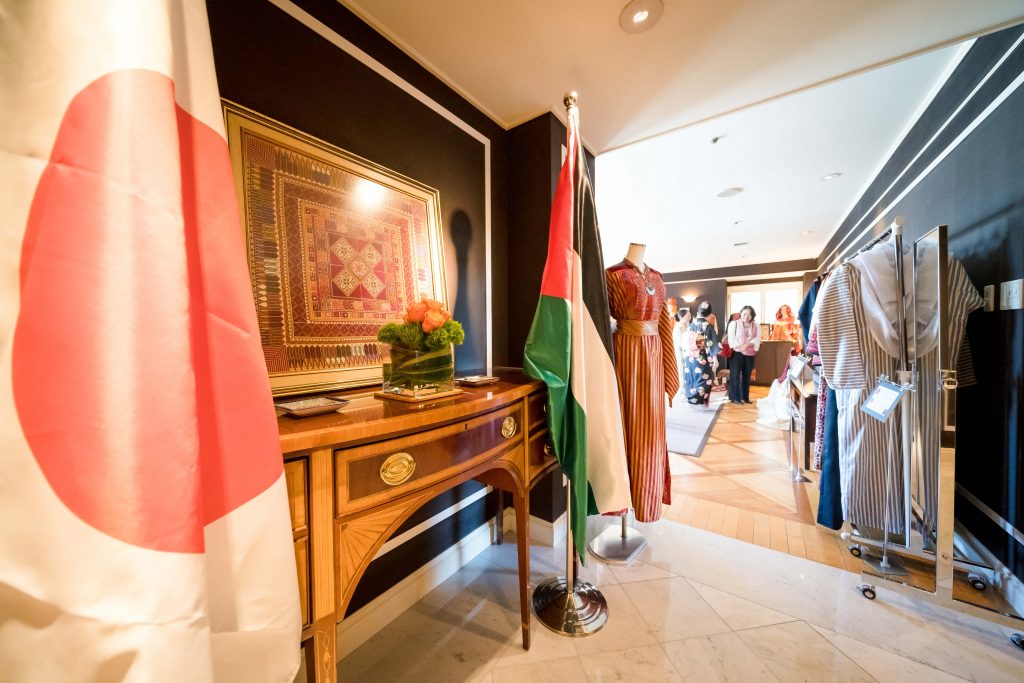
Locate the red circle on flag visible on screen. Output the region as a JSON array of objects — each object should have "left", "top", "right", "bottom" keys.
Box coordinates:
[{"left": 13, "top": 70, "right": 282, "bottom": 552}]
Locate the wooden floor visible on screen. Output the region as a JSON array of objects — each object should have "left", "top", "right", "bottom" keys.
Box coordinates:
[{"left": 664, "top": 385, "right": 860, "bottom": 573}]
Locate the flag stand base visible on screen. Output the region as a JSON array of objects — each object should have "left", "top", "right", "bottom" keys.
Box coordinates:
[
  {"left": 532, "top": 577, "right": 609, "bottom": 636},
  {"left": 588, "top": 516, "right": 647, "bottom": 564}
]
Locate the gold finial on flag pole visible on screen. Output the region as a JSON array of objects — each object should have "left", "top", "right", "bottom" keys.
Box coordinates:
[{"left": 563, "top": 91, "right": 578, "bottom": 110}]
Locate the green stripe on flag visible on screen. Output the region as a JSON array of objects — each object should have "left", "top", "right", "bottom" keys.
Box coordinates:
[{"left": 523, "top": 294, "right": 591, "bottom": 561}]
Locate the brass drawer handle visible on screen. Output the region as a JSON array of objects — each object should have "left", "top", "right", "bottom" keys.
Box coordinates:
[
  {"left": 543, "top": 441, "right": 553, "bottom": 456},
  {"left": 380, "top": 452, "right": 416, "bottom": 486},
  {"left": 501, "top": 416, "right": 518, "bottom": 439}
]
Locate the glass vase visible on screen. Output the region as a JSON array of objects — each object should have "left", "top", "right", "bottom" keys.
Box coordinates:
[{"left": 382, "top": 344, "right": 455, "bottom": 398}]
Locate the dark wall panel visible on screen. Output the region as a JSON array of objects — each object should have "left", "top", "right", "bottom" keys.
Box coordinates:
[
  {"left": 665, "top": 279, "right": 728, "bottom": 328},
  {"left": 206, "top": 0, "right": 511, "bottom": 611},
  {"left": 818, "top": 25, "right": 1024, "bottom": 263},
  {"left": 208, "top": 0, "right": 510, "bottom": 369}
]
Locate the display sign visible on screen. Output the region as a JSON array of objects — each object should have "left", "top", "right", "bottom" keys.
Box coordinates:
[{"left": 861, "top": 377, "right": 908, "bottom": 422}]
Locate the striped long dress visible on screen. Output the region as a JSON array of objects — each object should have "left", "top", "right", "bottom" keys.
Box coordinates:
[
  {"left": 606, "top": 262, "right": 680, "bottom": 522},
  {"left": 816, "top": 258, "right": 981, "bottom": 533}
]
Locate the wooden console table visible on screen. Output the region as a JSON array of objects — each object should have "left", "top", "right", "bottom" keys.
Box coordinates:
[{"left": 278, "top": 369, "right": 554, "bottom": 682}]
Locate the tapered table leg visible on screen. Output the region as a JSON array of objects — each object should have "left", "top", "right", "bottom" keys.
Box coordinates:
[{"left": 513, "top": 489, "right": 531, "bottom": 649}]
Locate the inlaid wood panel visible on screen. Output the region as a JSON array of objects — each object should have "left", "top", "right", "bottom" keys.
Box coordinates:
[
  {"left": 336, "top": 494, "right": 430, "bottom": 615},
  {"left": 284, "top": 458, "right": 308, "bottom": 534},
  {"left": 295, "top": 537, "right": 310, "bottom": 627}
]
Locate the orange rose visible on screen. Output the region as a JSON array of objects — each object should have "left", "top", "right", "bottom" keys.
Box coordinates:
[
  {"left": 405, "top": 301, "right": 428, "bottom": 323},
  {"left": 423, "top": 298, "right": 444, "bottom": 311},
  {"left": 422, "top": 308, "right": 447, "bottom": 333}
]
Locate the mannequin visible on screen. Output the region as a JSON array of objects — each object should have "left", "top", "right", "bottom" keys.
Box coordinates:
[
  {"left": 606, "top": 243, "right": 679, "bottom": 521},
  {"left": 625, "top": 243, "right": 647, "bottom": 271}
]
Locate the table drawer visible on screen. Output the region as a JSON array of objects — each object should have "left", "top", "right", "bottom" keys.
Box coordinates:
[
  {"left": 527, "top": 429, "right": 556, "bottom": 477},
  {"left": 338, "top": 402, "right": 524, "bottom": 514},
  {"left": 527, "top": 391, "right": 547, "bottom": 431}
]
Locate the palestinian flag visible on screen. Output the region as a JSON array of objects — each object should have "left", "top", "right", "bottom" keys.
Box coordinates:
[{"left": 523, "top": 103, "right": 631, "bottom": 561}]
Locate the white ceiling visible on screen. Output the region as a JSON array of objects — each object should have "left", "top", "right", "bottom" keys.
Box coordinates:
[
  {"left": 341, "top": 0, "right": 1023, "bottom": 152},
  {"left": 596, "top": 43, "right": 963, "bottom": 272},
  {"left": 339, "top": 0, "right": 1023, "bottom": 273}
]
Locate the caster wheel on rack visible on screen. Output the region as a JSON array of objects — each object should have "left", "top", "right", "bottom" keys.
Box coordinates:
[
  {"left": 968, "top": 574, "right": 987, "bottom": 591},
  {"left": 858, "top": 585, "right": 876, "bottom": 600},
  {"left": 1010, "top": 633, "right": 1024, "bottom": 650},
  {"left": 848, "top": 545, "right": 862, "bottom": 558}
]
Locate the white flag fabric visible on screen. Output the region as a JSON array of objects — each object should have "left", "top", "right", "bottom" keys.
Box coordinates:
[{"left": 0, "top": 1, "right": 301, "bottom": 681}]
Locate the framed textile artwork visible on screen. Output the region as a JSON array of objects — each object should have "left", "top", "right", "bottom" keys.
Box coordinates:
[{"left": 223, "top": 102, "right": 447, "bottom": 396}]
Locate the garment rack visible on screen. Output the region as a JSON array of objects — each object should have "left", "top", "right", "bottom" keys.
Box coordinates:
[{"left": 841, "top": 223, "right": 1023, "bottom": 649}]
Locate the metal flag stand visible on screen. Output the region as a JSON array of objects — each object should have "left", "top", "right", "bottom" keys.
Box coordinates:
[
  {"left": 532, "top": 91, "right": 611, "bottom": 636},
  {"left": 532, "top": 477, "right": 610, "bottom": 635}
]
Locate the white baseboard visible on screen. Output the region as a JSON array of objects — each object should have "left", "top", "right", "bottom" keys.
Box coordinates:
[
  {"left": 336, "top": 518, "right": 496, "bottom": 660},
  {"left": 502, "top": 507, "right": 567, "bottom": 547}
]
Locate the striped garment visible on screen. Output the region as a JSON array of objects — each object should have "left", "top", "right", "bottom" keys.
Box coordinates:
[
  {"left": 606, "top": 263, "right": 680, "bottom": 521},
  {"left": 817, "top": 258, "right": 981, "bottom": 533}
]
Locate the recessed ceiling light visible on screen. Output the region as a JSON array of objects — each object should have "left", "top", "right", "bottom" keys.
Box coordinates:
[
  {"left": 801, "top": 230, "right": 813, "bottom": 236},
  {"left": 821, "top": 172, "right": 842, "bottom": 181},
  {"left": 733, "top": 220, "right": 743, "bottom": 225},
  {"left": 733, "top": 241, "right": 750, "bottom": 247},
  {"left": 619, "top": 0, "right": 663, "bottom": 34},
  {"left": 717, "top": 187, "right": 744, "bottom": 198}
]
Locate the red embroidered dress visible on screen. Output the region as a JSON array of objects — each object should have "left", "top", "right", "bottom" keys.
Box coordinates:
[{"left": 606, "top": 261, "right": 680, "bottom": 521}]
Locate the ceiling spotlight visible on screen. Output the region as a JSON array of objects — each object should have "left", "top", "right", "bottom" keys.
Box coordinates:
[
  {"left": 619, "top": 0, "right": 663, "bottom": 34},
  {"left": 821, "top": 172, "right": 843, "bottom": 181},
  {"left": 801, "top": 230, "right": 813, "bottom": 236},
  {"left": 681, "top": 295, "right": 697, "bottom": 303},
  {"left": 717, "top": 187, "right": 744, "bottom": 198},
  {"left": 733, "top": 220, "right": 743, "bottom": 225}
]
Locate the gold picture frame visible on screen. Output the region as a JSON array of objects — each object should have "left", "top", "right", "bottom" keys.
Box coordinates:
[{"left": 223, "top": 101, "right": 448, "bottom": 396}]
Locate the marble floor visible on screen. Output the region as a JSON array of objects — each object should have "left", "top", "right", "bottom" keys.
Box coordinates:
[{"left": 338, "top": 519, "right": 1024, "bottom": 682}]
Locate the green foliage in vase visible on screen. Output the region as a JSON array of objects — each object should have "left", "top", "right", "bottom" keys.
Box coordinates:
[
  {"left": 377, "top": 319, "right": 465, "bottom": 352},
  {"left": 424, "top": 320, "right": 465, "bottom": 350},
  {"left": 376, "top": 322, "right": 425, "bottom": 350}
]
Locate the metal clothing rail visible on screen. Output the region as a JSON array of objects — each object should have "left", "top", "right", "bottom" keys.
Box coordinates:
[{"left": 844, "top": 224, "right": 1023, "bottom": 650}]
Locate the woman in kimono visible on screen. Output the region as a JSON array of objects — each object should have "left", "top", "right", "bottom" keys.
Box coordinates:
[{"left": 683, "top": 302, "right": 720, "bottom": 406}]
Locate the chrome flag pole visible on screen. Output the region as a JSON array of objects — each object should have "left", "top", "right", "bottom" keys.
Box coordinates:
[
  {"left": 530, "top": 92, "right": 613, "bottom": 637},
  {"left": 532, "top": 475, "right": 609, "bottom": 635}
]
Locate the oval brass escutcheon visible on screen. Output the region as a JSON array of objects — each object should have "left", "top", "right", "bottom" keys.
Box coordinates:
[
  {"left": 501, "top": 416, "right": 518, "bottom": 439},
  {"left": 543, "top": 441, "right": 554, "bottom": 456},
  {"left": 380, "top": 452, "right": 416, "bottom": 486}
]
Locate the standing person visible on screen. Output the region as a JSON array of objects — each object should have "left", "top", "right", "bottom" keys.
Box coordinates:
[
  {"left": 683, "top": 302, "right": 719, "bottom": 406},
  {"left": 727, "top": 305, "right": 760, "bottom": 404},
  {"left": 672, "top": 308, "right": 692, "bottom": 388}
]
